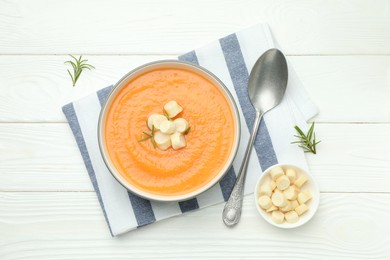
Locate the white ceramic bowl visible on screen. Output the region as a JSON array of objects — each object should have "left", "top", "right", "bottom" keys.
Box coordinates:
[
  {"left": 98, "top": 60, "right": 241, "bottom": 202},
  {"left": 254, "top": 164, "right": 320, "bottom": 228}
]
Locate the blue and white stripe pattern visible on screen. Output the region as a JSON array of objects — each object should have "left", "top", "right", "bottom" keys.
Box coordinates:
[{"left": 63, "top": 24, "right": 318, "bottom": 236}]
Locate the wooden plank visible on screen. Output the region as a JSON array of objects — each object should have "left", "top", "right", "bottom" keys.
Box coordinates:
[
  {"left": 0, "top": 55, "right": 389, "bottom": 122},
  {"left": 308, "top": 123, "right": 390, "bottom": 193},
  {"left": 0, "top": 0, "right": 390, "bottom": 55},
  {"left": 0, "top": 192, "right": 389, "bottom": 259},
  {"left": 289, "top": 56, "right": 390, "bottom": 122},
  {"left": 0, "top": 123, "right": 389, "bottom": 192},
  {"left": 0, "top": 123, "right": 91, "bottom": 191}
]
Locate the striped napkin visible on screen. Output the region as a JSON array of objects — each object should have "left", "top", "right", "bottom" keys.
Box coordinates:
[{"left": 62, "top": 24, "right": 318, "bottom": 236}]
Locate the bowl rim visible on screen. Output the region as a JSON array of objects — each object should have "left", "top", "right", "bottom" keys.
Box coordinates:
[
  {"left": 254, "top": 163, "right": 320, "bottom": 228},
  {"left": 98, "top": 59, "right": 241, "bottom": 202}
]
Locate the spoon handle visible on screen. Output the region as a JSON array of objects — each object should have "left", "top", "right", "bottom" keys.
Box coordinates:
[{"left": 222, "top": 111, "right": 263, "bottom": 227}]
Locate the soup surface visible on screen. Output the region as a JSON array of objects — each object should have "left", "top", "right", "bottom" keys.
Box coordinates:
[{"left": 105, "top": 67, "right": 236, "bottom": 196}]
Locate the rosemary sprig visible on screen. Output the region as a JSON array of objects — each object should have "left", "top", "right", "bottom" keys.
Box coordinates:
[
  {"left": 138, "top": 125, "right": 157, "bottom": 148},
  {"left": 291, "top": 122, "right": 321, "bottom": 154},
  {"left": 64, "top": 55, "right": 95, "bottom": 87}
]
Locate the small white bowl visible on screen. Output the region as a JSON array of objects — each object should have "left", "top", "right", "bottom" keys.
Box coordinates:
[{"left": 254, "top": 164, "right": 320, "bottom": 228}]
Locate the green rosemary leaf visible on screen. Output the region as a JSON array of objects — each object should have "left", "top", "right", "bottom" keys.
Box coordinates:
[
  {"left": 69, "top": 54, "right": 77, "bottom": 62},
  {"left": 66, "top": 70, "right": 75, "bottom": 86},
  {"left": 142, "top": 131, "right": 152, "bottom": 137},
  {"left": 308, "top": 122, "right": 315, "bottom": 141},
  {"left": 138, "top": 136, "right": 151, "bottom": 142},
  {"left": 65, "top": 60, "right": 77, "bottom": 72},
  {"left": 163, "top": 109, "right": 170, "bottom": 120},
  {"left": 184, "top": 126, "right": 191, "bottom": 135},
  {"left": 291, "top": 141, "right": 305, "bottom": 144},
  {"left": 294, "top": 125, "right": 306, "bottom": 137},
  {"left": 81, "top": 65, "right": 95, "bottom": 70}
]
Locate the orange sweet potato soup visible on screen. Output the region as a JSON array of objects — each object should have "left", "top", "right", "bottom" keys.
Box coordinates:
[{"left": 105, "top": 67, "right": 236, "bottom": 196}]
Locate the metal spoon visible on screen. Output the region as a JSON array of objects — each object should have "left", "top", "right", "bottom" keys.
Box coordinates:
[{"left": 222, "top": 48, "right": 288, "bottom": 227}]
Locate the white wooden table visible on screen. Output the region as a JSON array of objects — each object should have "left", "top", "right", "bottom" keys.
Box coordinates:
[{"left": 1, "top": 0, "right": 390, "bottom": 259}]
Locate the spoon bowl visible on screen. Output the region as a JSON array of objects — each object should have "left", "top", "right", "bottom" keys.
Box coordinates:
[{"left": 248, "top": 49, "right": 288, "bottom": 114}]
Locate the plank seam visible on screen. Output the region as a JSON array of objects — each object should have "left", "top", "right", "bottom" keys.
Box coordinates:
[{"left": 0, "top": 191, "right": 389, "bottom": 194}]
